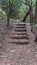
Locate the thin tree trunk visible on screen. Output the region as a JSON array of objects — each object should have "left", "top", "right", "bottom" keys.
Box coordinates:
[
  {"left": 23, "top": 9, "right": 31, "bottom": 22},
  {"left": 7, "top": 12, "right": 10, "bottom": 27},
  {"left": 30, "top": 0, "right": 33, "bottom": 25},
  {"left": 35, "top": 0, "right": 37, "bottom": 24},
  {"left": 30, "top": 9, "right": 32, "bottom": 25},
  {"left": 7, "top": 0, "right": 10, "bottom": 27}
]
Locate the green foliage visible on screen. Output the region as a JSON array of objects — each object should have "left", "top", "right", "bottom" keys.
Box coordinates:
[
  {"left": 0, "top": 8, "right": 5, "bottom": 15},
  {"left": 0, "top": 0, "right": 36, "bottom": 26},
  {"left": 0, "top": 0, "right": 36, "bottom": 19},
  {"left": 1, "top": 0, "right": 22, "bottom": 18},
  {"left": 35, "top": 24, "right": 37, "bottom": 27},
  {"left": 0, "top": 0, "right": 36, "bottom": 20}
]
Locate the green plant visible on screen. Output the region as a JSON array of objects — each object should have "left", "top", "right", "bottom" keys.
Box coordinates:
[
  {"left": 1, "top": 0, "right": 22, "bottom": 26},
  {"left": 0, "top": 8, "right": 5, "bottom": 15}
]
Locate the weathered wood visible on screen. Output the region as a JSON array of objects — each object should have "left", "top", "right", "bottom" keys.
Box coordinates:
[
  {"left": 5, "top": 37, "right": 29, "bottom": 44},
  {"left": 11, "top": 32, "right": 27, "bottom": 35},
  {"left": 5, "top": 22, "right": 29, "bottom": 44},
  {"left": 15, "top": 28, "right": 26, "bottom": 32},
  {"left": 9, "top": 35, "right": 29, "bottom": 39}
]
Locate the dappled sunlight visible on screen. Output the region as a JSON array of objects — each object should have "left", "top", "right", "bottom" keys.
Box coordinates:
[{"left": 0, "top": 0, "right": 37, "bottom": 65}]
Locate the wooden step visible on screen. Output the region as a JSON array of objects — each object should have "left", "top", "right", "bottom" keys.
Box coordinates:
[
  {"left": 15, "top": 25, "right": 25, "bottom": 27},
  {"left": 15, "top": 28, "right": 26, "bottom": 31},
  {"left": 15, "top": 26, "right": 25, "bottom": 28},
  {"left": 5, "top": 37, "right": 29, "bottom": 44},
  {"left": 9, "top": 35, "right": 29, "bottom": 39},
  {"left": 14, "top": 23, "right": 26, "bottom": 27},
  {"left": 11, "top": 32, "right": 27, "bottom": 35},
  {"left": 15, "top": 28, "right": 26, "bottom": 32},
  {"left": 15, "top": 28, "right": 26, "bottom": 30},
  {"left": 14, "top": 23, "right": 26, "bottom": 25},
  {"left": 15, "top": 24, "right": 25, "bottom": 28},
  {"left": 13, "top": 31, "right": 27, "bottom": 35}
]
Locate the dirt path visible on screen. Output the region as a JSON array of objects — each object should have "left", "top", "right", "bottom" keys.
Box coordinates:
[{"left": 0, "top": 21, "right": 37, "bottom": 65}]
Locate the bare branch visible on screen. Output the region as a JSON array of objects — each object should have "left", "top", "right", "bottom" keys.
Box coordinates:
[{"left": 21, "top": 1, "right": 31, "bottom": 7}]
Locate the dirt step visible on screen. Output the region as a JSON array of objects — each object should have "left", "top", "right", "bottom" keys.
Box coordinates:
[
  {"left": 15, "top": 25, "right": 25, "bottom": 27},
  {"left": 9, "top": 35, "right": 29, "bottom": 39},
  {"left": 15, "top": 28, "right": 26, "bottom": 32},
  {"left": 15, "top": 28, "right": 26, "bottom": 31},
  {"left": 15, "top": 28, "right": 26, "bottom": 30},
  {"left": 15, "top": 25, "right": 25, "bottom": 28},
  {"left": 5, "top": 37, "right": 29, "bottom": 44},
  {"left": 11, "top": 32, "right": 27, "bottom": 35},
  {"left": 14, "top": 23, "right": 26, "bottom": 26},
  {"left": 14, "top": 23, "right": 26, "bottom": 25},
  {"left": 15, "top": 26, "right": 25, "bottom": 28}
]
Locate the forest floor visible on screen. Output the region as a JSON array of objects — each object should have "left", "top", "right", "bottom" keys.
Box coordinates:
[{"left": 0, "top": 20, "right": 37, "bottom": 65}]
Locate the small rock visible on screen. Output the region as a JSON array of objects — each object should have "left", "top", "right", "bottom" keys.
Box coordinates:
[{"left": 10, "top": 49, "right": 15, "bottom": 53}]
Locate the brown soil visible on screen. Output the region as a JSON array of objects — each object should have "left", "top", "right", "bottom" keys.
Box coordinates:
[{"left": 0, "top": 21, "right": 37, "bottom": 65}]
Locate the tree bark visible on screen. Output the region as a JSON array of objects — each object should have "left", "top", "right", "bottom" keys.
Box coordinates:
[
  {"left": 7, "top": 0, "right": 10, "bottom": 27},
  {"left": 35, "top": 0, "right": 37, "bottom": 24},
  {"left": 7, "top": 12, "right": 10, "bottom": 27},
  {"left": 23, "top": 9, "right": 31, "bottom": 22},
  {"left": 30, "top": 0, "right": 33, "bottom": 25}
]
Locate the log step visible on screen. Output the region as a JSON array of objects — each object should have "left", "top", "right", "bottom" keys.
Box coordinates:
[
  {"left": 14, "top": 23, "right": 26, "bottom": 27},
  {"left": 15, "top": 28, "right": 26, "bottom": 30},
  {"left": 5, "top": 37, "right": 29, "bottom": 44},
  {"left": 15, "top": 29, "right": 26, "bottom": 32},
  {"left": 15, "top": 25, "right": 25, "bottom": 28},
  {"left": 15, "top": 26, "right": 25, "bottom": 28},
  {"left": 9, "top": 35, "right": 29, "bottom": 39},
  {"left": 14, "top": 23, "right": 26, "bottom": 25},
  {"left": 11, "top": 32, "right": 27, "bottom": 35}
]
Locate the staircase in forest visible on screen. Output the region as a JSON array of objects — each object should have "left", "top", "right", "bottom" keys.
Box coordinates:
[{"left": 5, "top": 23, "right": 29, "bottom": 44}]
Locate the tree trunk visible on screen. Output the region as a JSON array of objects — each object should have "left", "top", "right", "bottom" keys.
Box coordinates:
[
  {"left": 23, "top": 9, "right": 31, "bottom": 22},
  {"left": 35, "top": 0, "right": 37, "bottom": 24},
  {"left": 7, "top": 0, "right": 10, "bottom": 27},
  {"left": 30, "top": 0, "right": 33, "bottom": 25},
  {"left": 7, "top": 13, "right": 10, "bottom": 27},
  {"left": 30, "top": 10, "right": 33, "bottom": 25}
]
